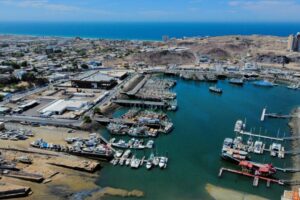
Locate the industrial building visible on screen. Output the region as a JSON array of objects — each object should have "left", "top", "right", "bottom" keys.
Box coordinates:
[
  {"left": 71, "top": 71, "right": 117, "bottom": 89},
  {"left": 39, "top": 99, "right": 88, "bottom": 116}
]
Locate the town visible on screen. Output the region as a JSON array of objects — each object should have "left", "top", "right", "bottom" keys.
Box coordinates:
[{"left": 0, "top": 33, "right": 300, "bottom": 199}]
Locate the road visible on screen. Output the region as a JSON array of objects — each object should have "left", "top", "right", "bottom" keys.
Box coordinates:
[
  {"left": 0, "top": 115, "right": 81, "bottom": 127},
  {"left": 86, "top": 74, "right": 134, "bottom": 117}
]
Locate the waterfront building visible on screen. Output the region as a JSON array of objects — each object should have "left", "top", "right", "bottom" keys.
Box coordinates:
[
  {"left": 71, "top": 71, "right": 117, "bottom": 89},
  {"left": 39, "top": 99, "right": 88, "bottom": 116}
]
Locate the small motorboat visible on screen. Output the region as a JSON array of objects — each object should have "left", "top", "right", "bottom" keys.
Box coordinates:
[{"left": 209, "top": 86, "right": 222, "bottom": 94}]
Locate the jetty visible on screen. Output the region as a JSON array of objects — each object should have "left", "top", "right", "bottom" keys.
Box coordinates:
[
  {"left": 218, "top": 167, "right": 284, "bottom": 187},
  {"left": 94, "top": 117, "right": 134, "bottom": 125},
  {"left": 261, "top": 107, "right": 292, "bottom": 122},
  {"left": 112, "top": 99, "right": 175, "bottom": 110}
]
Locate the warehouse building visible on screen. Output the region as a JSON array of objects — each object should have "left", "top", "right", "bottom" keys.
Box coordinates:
[
  {"left": 71, "top": 71, "right": 117, "bottom": 89},
  {"left": 39, "top": 99, "right": 88, "bottom": 116}
]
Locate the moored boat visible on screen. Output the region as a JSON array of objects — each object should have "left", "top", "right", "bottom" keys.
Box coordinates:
[
  {"left": 229, "top": 78, "right": 244, "bottom": 85},
  {"left": 209, "top": 86, "right": 222, "bottom": 94}
]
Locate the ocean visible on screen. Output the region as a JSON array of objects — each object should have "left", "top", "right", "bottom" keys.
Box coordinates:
[
  {"left": 0, "top": 22, "right": 299, "bottom": 40},
  {"left": 98, "top": 78, "right": 300, "bottom": 200}
]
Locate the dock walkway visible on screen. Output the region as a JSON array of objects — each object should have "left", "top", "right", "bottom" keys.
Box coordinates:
[{"left": 218, "top": 167, "right": 284, "bottom": 186}]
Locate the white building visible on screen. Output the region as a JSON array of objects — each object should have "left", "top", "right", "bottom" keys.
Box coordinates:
[{"left": 40, "top": 99, "right": 88, "bottom": 116}]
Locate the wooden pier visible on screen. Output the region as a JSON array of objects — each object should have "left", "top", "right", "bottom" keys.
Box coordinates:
[{"left": 218, "top": 167, "right": 284, "bottom": 186}]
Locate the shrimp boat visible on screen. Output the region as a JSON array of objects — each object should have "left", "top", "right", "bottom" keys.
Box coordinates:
[{"left": 209, "top": 86, "right": 222, "bottom": 94}]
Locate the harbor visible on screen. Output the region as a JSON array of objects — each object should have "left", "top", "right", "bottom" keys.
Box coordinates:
[{"left": 98, "top": 77, "right": 300, "bottom": 200}]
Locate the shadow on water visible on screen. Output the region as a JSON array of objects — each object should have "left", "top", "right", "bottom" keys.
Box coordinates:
[{"left": 97, "top": 78, "right": 300, "bottom": 200}]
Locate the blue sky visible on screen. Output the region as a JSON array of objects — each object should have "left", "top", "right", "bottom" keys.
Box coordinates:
[{"left": 0, "top": 0, "right": 299, "bottom": 22}]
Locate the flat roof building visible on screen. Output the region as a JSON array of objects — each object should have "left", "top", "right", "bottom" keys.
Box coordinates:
[{"left": 40, "top": 99, "right": 88, "bottom": 115}]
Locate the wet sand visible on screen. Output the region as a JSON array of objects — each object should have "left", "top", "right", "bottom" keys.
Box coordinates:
[
  {"left": 289, "top": 107, "right": 300, "bottom": 187},
  {"left": 205, "top": 183, "right": 269, "bottom": 200}
]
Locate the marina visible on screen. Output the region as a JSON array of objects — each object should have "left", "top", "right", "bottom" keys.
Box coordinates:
[{"left": 99, "top": 77, "right": 300, "bottom": 200}]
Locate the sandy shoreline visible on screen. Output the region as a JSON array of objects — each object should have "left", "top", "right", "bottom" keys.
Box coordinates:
[
  {"left": 205, "top": 183, "right": 269, "bottom": 200},
  {"left": 0, "top": 123, "right": 144, "bottom": 199},
  {"left": 289, "top": 107, "right": 300, "bottom": 187}
]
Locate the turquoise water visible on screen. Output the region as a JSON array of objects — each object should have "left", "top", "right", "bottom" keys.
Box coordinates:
[
  {"left": 97, "top": 78, "right": 300, "bottom": 200},
  {"left": 0, "top": 22, "right": 300, "bottom": 40}
]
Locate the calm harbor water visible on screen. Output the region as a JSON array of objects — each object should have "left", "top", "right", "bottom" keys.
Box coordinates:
[
  {"left": 97, "top": 78, "right": 300, "bottom": 200},
  {"left": 1, "top": 22, "right": 300, "bottom": 40}
]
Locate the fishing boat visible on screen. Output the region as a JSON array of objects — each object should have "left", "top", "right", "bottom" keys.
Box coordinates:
[
  {"left": 146, "top": 140, "right": 154, "bottom": 149},
  {"left": 253, "top": 80, "right": 275, "bottom": 87},
  {"left": 159, "top": 157, "right": 168, "bottom": 169},
  {"left": 111, "top": 139, "right": 129, "bottom": 149},
  {"left": 152, "top": 156, "right": 160, "bottom": 166},
  {"left": 146, "top": 153, "right": 154, "bottom": 170},
  {"left": 130, "top": 156, "right": 141, "bottom": 169},
  {"left": 209, "top": 86, "right": 222, "bottom": 94},
  {"left": 234, "top": 120, "right": 244, "bottom": 132},
  {"left": 287, "top": 84, "right": 299, "bottom": 90},
  {"left": 253, "top": 141, "right": 263, "bottom": 154},
  {"left": 270, "top": 143, "right": 284, "bottom": 158},
  {"left": 128, "top": 126, "right": 150, "bottom": 137},
  {"left": 114, "top": 150, "right": 123, "bottom": 158},
  {"left": 229, "top": 78, "right": 244, "bottom": 86},
  {"left": 222, "top": 138, "right": 233, "bottom": 151}
]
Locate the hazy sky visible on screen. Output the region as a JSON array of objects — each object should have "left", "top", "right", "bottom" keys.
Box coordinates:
[{"left": 0, "top": 0, "right": 299, "bottom": 22}]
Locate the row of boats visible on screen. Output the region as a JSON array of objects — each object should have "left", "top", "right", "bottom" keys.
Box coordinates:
[
  {"left": 107, "top": 123, "right": 159, "bottom": 137},
  {"left": 109, "top": 138, "right": 154, "bottom": 149},
  {"left": 222, "top": 135, "right": 285, "bottom": 161},
  {"left": 0, "top": 129, "right": 34, "bottom": 141},
  {"left": 221, "top": 137, "right": 278, "bottom": 177},
  {"left": 31, "top": 135, "right": 114, "bottom": 161},
  {"left": 111, "top": 149, "right": 168, "bottom": 170},
  {"left": 208, "top": 79, "right": 280, "bottom": 94}
]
